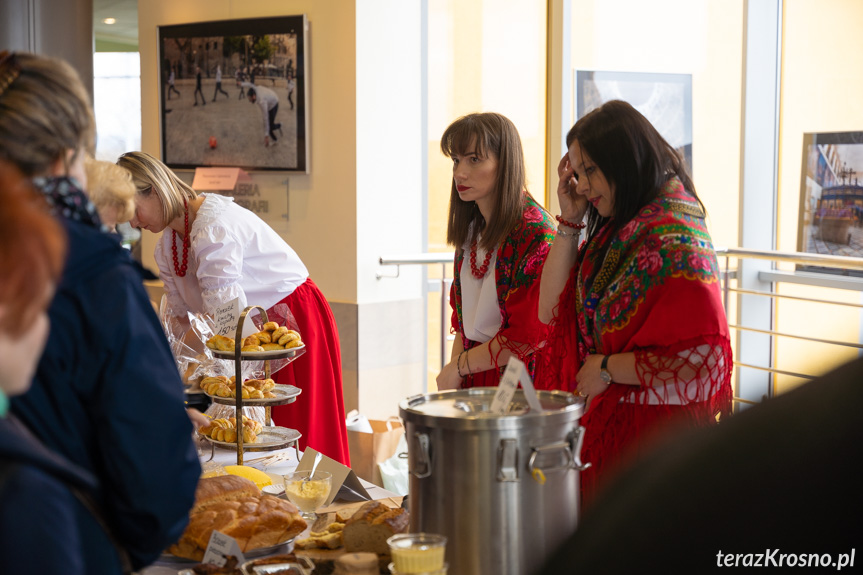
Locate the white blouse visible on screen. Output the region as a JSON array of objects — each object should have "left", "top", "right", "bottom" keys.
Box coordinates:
[
  {"left": 155, "top": 193, "right": 309, "bottom": 316},
  {"left": 459, "top": 237, "right": 502, "bottom": 343}
]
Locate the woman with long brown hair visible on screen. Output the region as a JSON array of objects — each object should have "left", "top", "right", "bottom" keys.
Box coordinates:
[{"left": 436, "top": 112, "right": 556, "bottom": 389}]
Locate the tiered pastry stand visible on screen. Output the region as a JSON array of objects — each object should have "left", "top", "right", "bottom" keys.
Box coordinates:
[{"left": 206, "top": 305, "right": 306, "bottom": 465}]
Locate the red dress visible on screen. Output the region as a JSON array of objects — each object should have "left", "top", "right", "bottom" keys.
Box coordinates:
[
  {"left": 537, "top": 178, "right": 732, "bottom": 508},
  {"left": 268, "top": 278, "right": 350, "bottom": 466},
  {"left": 450, "top": 195, "right": 556, "bottom": 388}
]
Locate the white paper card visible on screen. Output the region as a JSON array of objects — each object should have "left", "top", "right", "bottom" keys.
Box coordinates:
[
  {"left": 491, "top": 357, "right": 544, "bottom": 414},
  {"left": 514, "top": 357, "right": 544, "bottom": 413},
  {"left": 297, "top": 447, "right": 371, "bottom": 506},
  {"left": 490, "top": 360, "right": 520, "bottom": 414},
  {"left": 213, "top": 298, "right": 240, "bottom": 338},
  {"left": 202, "top": 530, "right": 246, "bottom": 566}
]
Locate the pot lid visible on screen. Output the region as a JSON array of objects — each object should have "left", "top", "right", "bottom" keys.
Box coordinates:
[{"left": 399, "top": 388, "right": 584, "bottom": 430}]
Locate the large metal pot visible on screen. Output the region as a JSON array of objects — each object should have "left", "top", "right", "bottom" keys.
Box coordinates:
[{"left": 399, "top": 388, "right": 588, "bottom": 575}]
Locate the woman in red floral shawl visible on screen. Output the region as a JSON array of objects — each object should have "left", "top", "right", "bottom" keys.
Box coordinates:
[
  {"left": 436, "top": 113, "right": 556, "bottom": 390},
  {"left": 537, "top": 100, "right": 733, "bottom": 508}
]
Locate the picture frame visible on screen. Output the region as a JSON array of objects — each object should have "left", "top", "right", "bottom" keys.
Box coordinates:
[
  {"left": 158, "top": 16, "right": 309, "bottom": 173},
  {"left": 575, "top": 70, "right": 693, "bottom": 171},
  {"left": 797, "top": 131, "right": 863, "bottom": 276}
]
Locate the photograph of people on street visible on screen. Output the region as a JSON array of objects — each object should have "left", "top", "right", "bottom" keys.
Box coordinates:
[{"left": 159, "top": 16, "right": 308, "bottom": 172}]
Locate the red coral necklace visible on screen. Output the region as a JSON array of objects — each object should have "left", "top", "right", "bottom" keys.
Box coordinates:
[
  {"left": 469, "top": 240, "right": 493, "bottom": 280},
  {"left": 171, "top": 198, "right": 190, "bottom": 277}
]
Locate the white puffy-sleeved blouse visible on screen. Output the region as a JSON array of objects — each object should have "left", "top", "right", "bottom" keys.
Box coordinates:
[{"left": 155, "top": 193, "right": 309, "bottom": 316}]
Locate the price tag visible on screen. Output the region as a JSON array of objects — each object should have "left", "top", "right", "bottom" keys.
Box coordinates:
[
  {"left": 202, "top": 530, "right": 245, "bottom": 566},
  {"left": 490, "top": 360, "right": 520, "bottom": 414},
  {"left": 213, "top": 298, "right": 240, "bottom": 338},
  {"left": 490, "top": 357, "right": 544, "bottom": 415}
]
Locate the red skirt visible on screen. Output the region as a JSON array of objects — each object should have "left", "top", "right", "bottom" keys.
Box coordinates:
[{"left": 268, "top": 278, "right": 351, "bottom": 466}]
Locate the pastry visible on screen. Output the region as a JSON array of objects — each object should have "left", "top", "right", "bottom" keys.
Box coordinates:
[
  {"left": 270, "top": 326, "right": 289, "bottom": 341},
  {"left": 261, "top": 343, "right": 284, "bottom": 351},
  {"left": 252, "top": 331, "right": 272, "bottom": 344},
  {"left": 262, "top": 321, "right": 280, "bottom": 332},
  {"left": 169, "top": 476, "right": 306, "bottom": 561}
]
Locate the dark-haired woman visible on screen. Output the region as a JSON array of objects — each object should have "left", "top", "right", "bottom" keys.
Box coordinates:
[
  {"left": 538, "top": 100, "right": 732, "bottom": 507},
  {"left": 435, "top": 112, "right": 556, "bottom": 390}
]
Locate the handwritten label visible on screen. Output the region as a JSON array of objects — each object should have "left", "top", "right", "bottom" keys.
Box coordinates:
[
  {"left": 213, "top": 298, "right": 240, "bottom": 338},
  {"left": 490, "top": 360, "right": 520, "bottom": 415},
  {"left": 202, "top": 530, "right": 245, "bottom": 566},
  {"left": 490, "top": 357, "right": 544, "bottom": 414}
]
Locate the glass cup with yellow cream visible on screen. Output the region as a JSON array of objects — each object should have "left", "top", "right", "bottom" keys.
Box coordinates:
[
  {"left": 386, "top": 533, "right": 447, "bottom": 574},
  {"left": 282, "top": 470, "right": 332, "bottom": 521}
]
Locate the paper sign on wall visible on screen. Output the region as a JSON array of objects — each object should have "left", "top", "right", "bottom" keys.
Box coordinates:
[
  {"left": 213, "top": 298, "right": 240, "bottom": 338},
  {"left": 192, "top": 167, "right": 248, "bottom": 191},
  {"left": 490, "top": 357, "right": 544, "bottom": 415},
  {"left": 202, "top": 530, "right": 245, "bottom": 566}
]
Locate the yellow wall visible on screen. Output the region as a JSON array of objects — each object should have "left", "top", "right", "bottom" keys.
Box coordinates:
[
  {"left": 138, "top": 0, "right": 358, "bottom": 303},
  {"left": 569, "top": 0, "right": 744, "bottom": 250},
  {"left": 774, "top": 0, "right": 863, "bottom": 390}
]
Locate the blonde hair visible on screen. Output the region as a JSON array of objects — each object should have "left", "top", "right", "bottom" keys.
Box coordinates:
[
  {"left": 84, "top": 157, "right": 136, "bottom": 225},
  {"left": 0, "top": 51, "right": 95, "bottom": 177},
  {"left": 116, "top": 151, "right": 198, "bottom": 226}
]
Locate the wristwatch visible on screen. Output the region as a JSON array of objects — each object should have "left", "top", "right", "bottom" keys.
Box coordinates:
[{"left": 600, "top": 355, "right": 613, "bottom": 384}]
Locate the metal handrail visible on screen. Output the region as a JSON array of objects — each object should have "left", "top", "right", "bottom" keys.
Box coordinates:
[
  {"left": 379, "top": 247, "right": 863, "bottom": 401},
  {"left": 714, "top": 246, "right": 863, "bottom": 270}
]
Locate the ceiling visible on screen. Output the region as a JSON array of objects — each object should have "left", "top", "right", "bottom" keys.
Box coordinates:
[{"left": 93, "top": 0, "right": 139, "bottom": 50}]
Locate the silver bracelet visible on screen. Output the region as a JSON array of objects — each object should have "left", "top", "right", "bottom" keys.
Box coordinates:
[{"left": 557, "top": 225, "right": 580, "bottom": 238}]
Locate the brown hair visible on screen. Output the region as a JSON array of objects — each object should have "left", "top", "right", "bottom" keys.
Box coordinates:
[
  {"left": 441, "top": 112, "right": 540, "bottom": 251},
  {"left": 85, "top": 157, "right": 137, "bottom": 226},
  {"left": 116, "top": 151, "right": 198, "bottom": 226},
  {"left": 0, "top": 51, "right": 95, "bottom": 177},
  {"left": 0, "top": 161, "right": 66, "bottom": 333}
]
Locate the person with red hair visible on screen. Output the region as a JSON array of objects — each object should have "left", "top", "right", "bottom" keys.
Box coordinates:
[{"left": 0, "top": 162, "right": 102, "bottom": 574}]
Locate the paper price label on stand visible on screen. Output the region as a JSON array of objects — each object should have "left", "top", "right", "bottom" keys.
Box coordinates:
[
  {"left": 202, "top": 530, "right": 245, "bottom": 566},
  {"left": 490, "top": 357, "right": 544, "bottom": 415},
  {"left": 490, "top": 360, "right": 520, "bottom": 414},
  {"left": 213, "top": 298, "right": 240, "bottom": 338}
]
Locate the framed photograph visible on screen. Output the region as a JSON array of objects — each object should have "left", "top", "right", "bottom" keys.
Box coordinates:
[
  {"left": 576, "top": 70, "right": 692, "bottom": 171},
  {"left": 158, "top": 16, "right": 309, "bottom": 173},
  {"left": 797, "top": 131, "right": 863, "bottom": 276}
]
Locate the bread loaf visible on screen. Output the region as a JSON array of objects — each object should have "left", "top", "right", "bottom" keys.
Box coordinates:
[
  {"left": 169, "top": 476, "right": 307, "bottom": 561},
  {"left": 342, "top": 501, "right": 409, "bottom": 556}
]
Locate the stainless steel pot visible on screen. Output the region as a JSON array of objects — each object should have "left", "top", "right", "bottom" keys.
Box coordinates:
[{"left": 399, "top": 388, "right": 588, "bottom": 575}]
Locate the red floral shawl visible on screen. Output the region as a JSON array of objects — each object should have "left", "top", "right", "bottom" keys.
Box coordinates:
[
  {"left": 450, "top": 195, "right": 556, "bottom": 388},
  {"left": 537, "top": 177, "right": 733, "bottom": 504}
]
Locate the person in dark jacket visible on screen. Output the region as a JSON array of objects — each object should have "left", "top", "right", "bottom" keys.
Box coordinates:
[
  {"left": 0, "top": 160, "right": 125, "bottom": 574},
  {"left": 0, "top": 50, "right": 200, "bottom": 572}
]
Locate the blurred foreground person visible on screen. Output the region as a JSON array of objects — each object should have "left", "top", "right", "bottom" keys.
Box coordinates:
[{"left": 0, "top": 51, "right": 200, "bottom": 570}]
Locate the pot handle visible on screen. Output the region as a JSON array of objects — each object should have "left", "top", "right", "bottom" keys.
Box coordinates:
[
  {"left": 410, "top": 432, "right": 432, "bottom": 478},
  {"left": 571, "top": 424, "right": 592, "bottom": 472},
  {"left": 528, "top": 441, "right": 574, "bottom": 478},
  {"left": 527, "top": 425, "right": 592, "bottom": 479}
]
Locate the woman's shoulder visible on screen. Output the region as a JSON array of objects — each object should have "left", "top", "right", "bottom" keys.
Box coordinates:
[{"left": 517, "top": 195, "right": 556, "bottom": 236}]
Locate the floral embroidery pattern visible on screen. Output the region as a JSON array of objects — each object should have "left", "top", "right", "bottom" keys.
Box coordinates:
[{"left": 578, "top": 178, "right": 720, "bottom": 344}]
